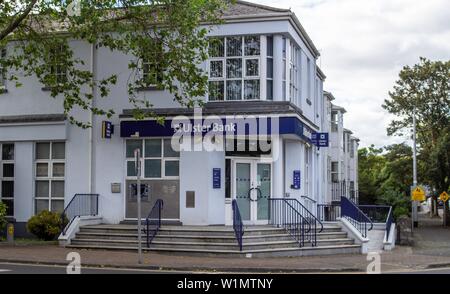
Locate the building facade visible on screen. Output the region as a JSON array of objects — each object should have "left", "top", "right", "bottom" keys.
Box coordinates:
[{"left": 0, "top": 1, "right": 359, "bottom": 234}]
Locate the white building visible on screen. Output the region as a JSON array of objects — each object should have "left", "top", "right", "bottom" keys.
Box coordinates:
[{"left": 0, "top": 1, "right": 359, "bottom": 240}]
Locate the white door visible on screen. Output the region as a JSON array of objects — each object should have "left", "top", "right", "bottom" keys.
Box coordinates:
[{"left": 233, "top": 159, "right": 272, "bottom": 225}]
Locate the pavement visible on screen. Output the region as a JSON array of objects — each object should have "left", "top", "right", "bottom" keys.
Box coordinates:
[{"left": 0, "top": 212, "right": 449, "bottom": 274}]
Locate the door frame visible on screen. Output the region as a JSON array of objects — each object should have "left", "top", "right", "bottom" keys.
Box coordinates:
[{"left": 230, "top": 157, "right": 273, "bottom": 225}]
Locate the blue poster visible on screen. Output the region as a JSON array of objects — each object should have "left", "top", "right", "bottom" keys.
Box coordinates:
[
  {"left": 293, "top": 170, "right": 301, "bottom": 190},
  {"left": 213, "top": 168, "right": 221, "bottom": 189}
]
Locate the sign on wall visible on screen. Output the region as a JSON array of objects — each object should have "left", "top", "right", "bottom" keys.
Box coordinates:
[
  {"left": 311, "top": 132, "right": 329, "bottom": 147},
  {"left": 102, "top": 121, "right": 114, "bottom": 139},
  {"left": 292, "top": 170, "right": 301, "bottom": 190},
  {"left": 213, "top": 168, "right": 221, "bottom": 189}
]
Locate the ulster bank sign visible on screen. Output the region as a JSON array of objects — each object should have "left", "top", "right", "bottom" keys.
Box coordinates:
[{"left": 120, "top": 113, "right": 314, "bottom": 144}]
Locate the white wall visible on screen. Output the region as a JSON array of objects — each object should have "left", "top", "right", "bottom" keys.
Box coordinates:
[{"left": 179, "top": 142, "right": 225, "bottom": 225}]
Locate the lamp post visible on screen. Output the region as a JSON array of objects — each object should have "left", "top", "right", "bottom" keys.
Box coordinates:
[
  {"left": 412, "top": 106, "right": 419, "bottom": 228},
  {"left": 135, "top": 148, "right": 143, "bottom": 264}
]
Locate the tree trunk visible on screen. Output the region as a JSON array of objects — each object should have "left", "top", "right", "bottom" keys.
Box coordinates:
[
  {"left": 444, "top": 201, "right": 450, "bottom": 227},
  {"left": 432, "top": 196, "right": 440, "bottom": 217}
]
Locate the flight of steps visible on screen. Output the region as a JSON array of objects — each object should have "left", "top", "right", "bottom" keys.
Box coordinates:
[{"left": 66, "top": 223, "right": 361, "bottom": 257}]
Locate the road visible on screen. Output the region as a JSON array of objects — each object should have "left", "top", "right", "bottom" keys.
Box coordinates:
[
  {"left": 0, "top": 262, "right": 186, "bottom": 274},
  {"left": 1, "top": 262, "right": 450, "bottom": 274}
]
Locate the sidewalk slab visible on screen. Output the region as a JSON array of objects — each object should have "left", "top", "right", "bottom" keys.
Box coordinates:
[{"left": 2, "top": 244, "right": 450, "bottom": 273}]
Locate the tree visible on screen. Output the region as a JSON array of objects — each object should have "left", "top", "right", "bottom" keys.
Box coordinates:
[
  {"left": 358, "top": 145, "right": 385, "bottom": 204},
  {"left": 0, "top": 0, "right": 229, "bottom": 127},
  {"left": 383, "top": 57, "right": 450, "bottom": 224}
]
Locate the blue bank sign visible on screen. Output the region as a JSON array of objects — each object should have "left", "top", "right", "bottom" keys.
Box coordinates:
[
  {"left": 120, "top": 116, "right": 313, "bottom": 143},
  {"left": 311, "top": 132, "right": 329, "bottom": 147}
]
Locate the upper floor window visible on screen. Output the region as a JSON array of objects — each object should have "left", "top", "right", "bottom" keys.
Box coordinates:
[
  {"left": 331, "top": 111, "right": 338, "bottom": 132},
  {"left": 140, "top": 43, "right": 164, "bottom": 87},
  {"left": 0, "top": 48, "right": 6, "bottom": 90},
  {"left": 266, "top": 36, "right": 273, "bottom": 100},
  {"left": 331, "top": 161, "right": 338, "bottom": 183},
  {"left": 208, "top": 36, "right": 261, "bottom": 101},
  {"left": 350, "top": 140, "right": 355, "bottom": 158},
  {"left": 306, "top": 57, "right": 311, "bottom": 102},
  {"left": 47, "top": 45, "right": 68, "bottom": 86},
  {"left": 289, "top": 43, "right": 300, "bottom": 104},
  {"left": 282, "top": 37, "right": 287, "bottom": 100}
]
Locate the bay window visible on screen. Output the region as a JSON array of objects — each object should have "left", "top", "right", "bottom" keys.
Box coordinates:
[{"left": 208, "top": 35, "right": 261, "bottom": 101}]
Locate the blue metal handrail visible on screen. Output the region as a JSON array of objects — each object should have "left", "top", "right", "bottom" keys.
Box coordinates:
[
  {"left": 385, "top": 206, "right": 394, "bottom": 241},
  {"left": 341, "top": 196, "right": 373, "bottom": 238},
  {"left": 61, "top": 194, "right": 99, "bottom": 235},
  {"left": 232, "top": 199, "right": 244, "bottom": 251},
  {"left": 144, "top": 199, "right": 163, "bottom": 248},
  {"left": 269, "top": 198, "right": 312, "bottom": 247},
  {"left": 358, "top": 205, "right": 391, "bottom": 223},
  {"left": 358, "top": 204, "right": 394, "bottom": 241}
]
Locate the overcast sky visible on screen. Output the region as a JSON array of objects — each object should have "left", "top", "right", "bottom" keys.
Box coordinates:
[{"left": 252, "top": 0, "right": 450, "bottom": 148}]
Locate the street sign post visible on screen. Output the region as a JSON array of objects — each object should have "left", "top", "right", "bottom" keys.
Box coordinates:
[
  {"left": 135, "top": 148, "right": 142, "bottom": 264},
  {"left": 439, "top": 191, "right": 449, "bottom": 202}
]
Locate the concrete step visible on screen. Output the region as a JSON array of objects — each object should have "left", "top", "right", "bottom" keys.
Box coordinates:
[
  {"left": 75, "top": 232, "right": 295, "bottom": 243},
  {"left": 68, "top": 223, "right": 361, "bottom": 257},
  {"left": 70, "top": 236, "right": 354, "bottom": 251},
  {"left": 65, "top": 243, "right": 362, "bottom": 258}
]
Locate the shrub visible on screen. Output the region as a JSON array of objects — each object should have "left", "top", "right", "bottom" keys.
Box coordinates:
[
  {"left": 26, "top": 210, "right": 66, "bottom": 241},
  {"left": 0, "top": 201, "right": 7, "bottom": 232}
]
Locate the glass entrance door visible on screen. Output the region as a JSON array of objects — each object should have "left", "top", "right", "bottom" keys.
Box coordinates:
[{"left": 233, "top": 160, "right": 272, "bottom": 224}]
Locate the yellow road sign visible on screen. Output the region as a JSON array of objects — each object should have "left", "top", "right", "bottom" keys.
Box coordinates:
[
  {"left": 439, "top": 191, "right": 449, "bottom": 202},
  {"left": 411, "top": 186, "right": 426, "bottom": 201}
]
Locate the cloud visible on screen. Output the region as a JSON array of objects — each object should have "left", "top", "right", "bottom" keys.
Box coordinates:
[{"left": 252, "top": 0, "right": 450, "bottom": 147}]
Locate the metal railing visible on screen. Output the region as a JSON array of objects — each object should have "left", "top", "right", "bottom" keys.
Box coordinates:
[
  {"left": 284, "top": 198, "right": 323, "bottom": 246},
  {"left": 61, "top": 194, "right": 99, "bottom": 235},
  {"left": 385, "top": 206, "right": 394, "bottom": 241},
  {"left": 341, "top": 197, "right": 373, "bottom": 238},
  {"left": 144, "top": 199, "right": 163, "bottom": 248},
  {"left": 331, "top": 181, "right": 347, "bottom": 202},
  {"left": 359, "top": 205, "right": 391, "bottom": 223},
  {"left": 359, "top": 204, "right": 394, "bottom": 241},
  {"left": 232, "top": 199, "right": 244, "bottom": 251},
  {"left": 269, "top": 198, "right": 311, "bottom": 247},
  {"left": 317, "top": 203, "right": 341, "bottom": 222}
]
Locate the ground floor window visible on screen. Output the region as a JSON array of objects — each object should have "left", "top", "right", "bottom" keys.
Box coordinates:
[
  {"left": 0, "top": 143, "right": 14, "bottom": 216},
  {"left": 126, "top": 138, "right": 180, "bottom": 179},
  {"left": 34, "top": 142, "right": 65, "bottom": 214}
]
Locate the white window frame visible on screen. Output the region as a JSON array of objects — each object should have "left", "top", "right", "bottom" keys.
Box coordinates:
[
  {"left": 0, "top": 143, "right": 14, "bottom": 217},
  {"left": 125, "top": 138, "right": 180, "bottom": 180},
  {"left": 0, "top": 48, "right": 6, "bottom": 90},
  {"left": 207, "top": 35, "right": 262, "bottom": 101},
  {"left": 331, "top": 161, "right": 339, "bottom": 183},
  {"left": 34, "top": 142, "right": 66, "bottom": 214},
  {"left": 48, "top": 45, "right": 68, "bottom": 85}
]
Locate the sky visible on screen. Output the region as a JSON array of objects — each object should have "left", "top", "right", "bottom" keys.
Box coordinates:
[{"left": 252, "top": 0, "right": 450, "bottom": 148}]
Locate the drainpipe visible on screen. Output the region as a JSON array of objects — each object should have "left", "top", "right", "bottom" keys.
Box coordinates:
[{"left": 88, "top": 42, "right": 96, "bottom": 194}]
